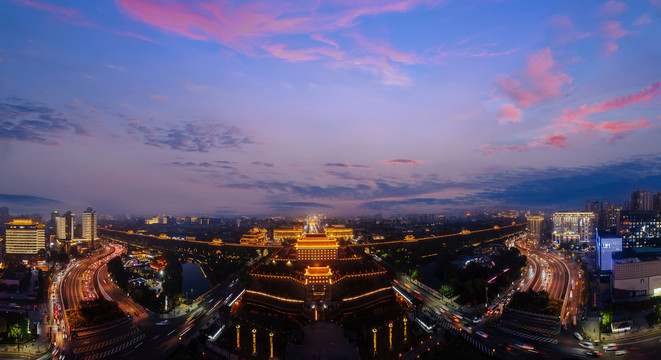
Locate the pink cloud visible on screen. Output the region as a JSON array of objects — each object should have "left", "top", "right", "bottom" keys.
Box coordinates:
[
  {"left": 601, "top": 21, "right": 629, "bottom": 39},
  {"left": 149, "top": 94, "right": 168, "bottom": 100},
  {"left": 633, "top": 14, "right": 652, "bottom": 26},
  {"left": 603, "top": 41, "right": 619, "bottom": 57},
  {"left": 599, "top": 1, "right": 627, "bottom": 16},
  {"left": 497, "top": 104, "right": 523, "bottom": 123},
  {"left": 539, "top": 133, "right": 567, "bottom": 147},
  {"left": 496, "top": 48, "right": 572, "bottom": 109},
  {"left": 117, "top": 0, "right": 442, "bottom": 52},
  {"left": 332, "top": 56, "right": 412, "bottom": 86},
  {"left": 547, "top": 14, "right": 591, "bottom": 44},
  {"left": 14, "top": 0, "right": 157, "bottom": 43},
  {"left": 261, "top": 44, "right": 344, "bottom": 62},
  {"left": 483, "top": 82, "right": 660, "bottom": 154},
  {"left": 382, "top": 159, "right": 423, "bottom": 165},
  {"left": 349, "top": 34, "right": 422, "bottom": 65},
  {"left": 310, "top": 34, "right": 339, "bottom": 49}
]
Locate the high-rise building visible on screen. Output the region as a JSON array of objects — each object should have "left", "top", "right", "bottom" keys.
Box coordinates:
[
  {"left": 82, "top": 207, "right": 97, "bottom": 243},
  {"left": 586, "top": 201, "right": 600, "bottom": 229},
  {"left": 526, "top": 215, "right": 544, "bottom": 240},
  {"left": 49, "top": 210, "right": 58, "bottom": 227},
  {"left": 5, "top": 219, "right": 45, "bottom": 255},
  {"left": 595, "top": 229, "right": 622, "bottom": 272},
  {"left": 56, "top": 211, "right": 75, "bottom": 240},
  {"left": 631, "top": 189, "right": 653, "bottom": 211},
  {"left": 654, "top": 192, "right": 661, "bottom": 212},
  {"left": 620, "top": 211, "right": 661, "bottom": 248},
  {"left": 552, "top": 212, "right": 596, "bottom": 243}
]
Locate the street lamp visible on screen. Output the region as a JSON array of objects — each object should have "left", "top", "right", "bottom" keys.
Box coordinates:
[
  {"left": 235, "top": 324, "right": 241, "bottom": 350},
  {"left": 372, "top": 328, "right": 377, "bottom": 356},
  {"left": 269, "top": 332, "right": 275, "bottom": 359},
  {"left": 388, "top": 323, "right": 393, "bottom": 351},
  {"left": 403, "top": 317, "right": 408, "bottom": 343},
  {"left": 252, "top": 328, "right": 257, "bottom": 356}
]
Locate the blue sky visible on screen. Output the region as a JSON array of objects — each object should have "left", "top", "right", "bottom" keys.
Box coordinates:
[{"left": 1, "top": 0, "right": 660, "bottom": 216}]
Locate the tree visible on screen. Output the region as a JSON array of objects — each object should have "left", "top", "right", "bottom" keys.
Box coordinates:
[
  {"left": 107, "top": 257, "right": 129, "bottom": 290},
  {"left": 8, "top": 323, "right": 21, "bottom": 342}
]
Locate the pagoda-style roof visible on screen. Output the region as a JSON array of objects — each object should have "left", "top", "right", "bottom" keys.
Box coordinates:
[
  {"left": 295, "top": 233, "right": 338, "bottom": 248},
  {"left": 304, "top": 266, "right": 332, "bottom": 277}
]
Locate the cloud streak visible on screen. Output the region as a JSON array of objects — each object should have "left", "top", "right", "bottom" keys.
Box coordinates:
[
  {"left": 128, "top": 119, "right": 257, "bottom": 152},
  {"left": 325, "top": 163, "right": 370, "bottom": 169},
  {"left": 0, "top": 97, "right": 89, "bottom": 145},
  {"left": 382, "top": 159, "right": 423, "bottom": 165}
]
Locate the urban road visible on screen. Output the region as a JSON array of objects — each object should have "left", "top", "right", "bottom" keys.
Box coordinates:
[
  {"left": 52, "top": 241, "right": 243, "bottom": 360},
  {"left": 395, "top": 238, "right": 661, "bottom": 360},
  {"left": 42, "top": 235, "right": 661, "bottom": 360}
]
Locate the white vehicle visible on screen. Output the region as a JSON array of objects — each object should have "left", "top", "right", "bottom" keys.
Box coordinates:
[
  {"left": 603, "top": 343, "right": 617, "bottom": 351},
  {"left": 615, "top": 350, "right": 626, "bottom": 356},
  {"left": 574, "top": 332, "right": 583, "bottom": 341},
  {"left": 579, "top": 342, "right": 594, "bottom": 349}
]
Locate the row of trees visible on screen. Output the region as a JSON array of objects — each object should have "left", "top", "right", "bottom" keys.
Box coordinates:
[
  {"left": 106, "top": 250, "right": 183, "bottom": 313},
  {"left": 67, "top": 299, "right": 126, "bottom": 329},
  {"left": 507, "top": 289, "right": 563, "bottom": 316},
  {"left": 434, "top": 247, "right": 527, "bottom": 305}
]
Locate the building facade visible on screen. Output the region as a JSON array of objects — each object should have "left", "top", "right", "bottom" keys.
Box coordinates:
[
  {"left": 324, "top": 225, "right": 354, "bottom": 241},
  {"left": 526, "top": 215, "right": 544, "bottom": 240},
  {"left": 552, "top": 212, "right": 596, "bottom": 243},
  {"left": 239, "top": 228, "right": 267, "bottom": 245},
  {"left": 612, "top": 249, "right": 661, "bottom": 301},
  {"left": 631, "top": 189, "right": 653, "bottom": 211},
  {"left": 596, "top": 229, "right": 622, "bottom": 272},
  {"left": 5, "top": 219, "right": 45, "bottom": 255},
  {"left": 56, "top": 211, "right": 75, "bottom": 240},
  {"left": 82, "top": 207, "right": 97, "bottom": 242},
  {"left": 620, "top": 211, "right": 661, "bottom": 248}
]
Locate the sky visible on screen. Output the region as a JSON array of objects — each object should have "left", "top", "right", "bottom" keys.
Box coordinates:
[{"left": 1, "top": 0, "right": 660, "bottom": 217}]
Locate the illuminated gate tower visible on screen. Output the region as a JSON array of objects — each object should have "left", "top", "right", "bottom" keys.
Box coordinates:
[
  {"left": 243, "top": 216, "right": 395, "bottom": 324},
  {"left": 296, "top": 231, "right": 339, "bottom": 308}
]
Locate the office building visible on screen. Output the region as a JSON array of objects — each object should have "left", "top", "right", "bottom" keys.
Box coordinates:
[
  {"left": 586, "top": 201, "right": 600, "bottom": 227},
  {"left": 654, "top": 192, "right": 661, "bottom": 212},
  {"left": 5, "top": 219, "right": 45, "bottom": 255},
  {"left": 526, "top": 215, "right": 544, "bottom": 240},
  {"left": 596, "top": 229, "right": 622, "bottom": 272},
  {"left": 621, "top": 211, "right": 661, "bottom": 248},
  {"left": 599, "top": 199, "right": 623, "bottom": 232},
  {"left": 82, "top": 207, "right": 97, "bottom": 243},
  {"left": 552, "top": 212, "right": 596, "bottom": 243},
  {"left": 611, "top": 248, "right": 661, "bottom": 301},
  {"left": 56, "top": 211, "right": 75, "bottom": 240},
  {"left": 631, "top": 189, "right": 653, "bottom": 211}
]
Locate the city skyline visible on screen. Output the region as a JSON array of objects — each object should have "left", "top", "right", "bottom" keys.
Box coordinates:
[{"left": 1, "top": 0, "right": 660, "bottom": 216}]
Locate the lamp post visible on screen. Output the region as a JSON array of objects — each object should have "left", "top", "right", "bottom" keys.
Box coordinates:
[
  {"left": 252, "top": 328, "right": 257, "bottom": 356},
  {"left": 388, "top": 323, "right": 393, "bottom": 351},
  {"left": 403, "top": 317, "right": 408, "bottom": 343},
  {"left": 372, "top": 328, "right": 377, "bottom": 356},
  {"left": 269, "top": 332, "right": 275, "bottom": 359},
  {"left": 235, "top": 324, "right": 241, "bottom": 350}
]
